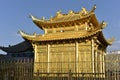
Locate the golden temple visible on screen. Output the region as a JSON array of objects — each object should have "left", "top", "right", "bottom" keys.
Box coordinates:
[{"left": 19, "top": 5, "right": 113, "bottom": 77}]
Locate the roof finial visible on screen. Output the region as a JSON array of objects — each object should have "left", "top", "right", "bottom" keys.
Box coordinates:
[
  {"left": 81, "top": 7, "right": 87, "bottom": 14},
  {"left": 90, "top": 4, "right": 96, "bottom": 13},
  {"left": 57, "top": 10, "right": 62, "bottom": 15},
  {"left": 69, "top": 10, "right": 74, "bottom": 14},
  {"left": 50, "top": 16, "right": 53, "bottom": 21},
  {"left": 107, "top": 37, "right": 115, "bottom": 45},
  {"left": 42, "top": 16, "right": 45, "bottom": 20},
  {"left": 101, "top": 21, "right": 107, "bottom": 29}
]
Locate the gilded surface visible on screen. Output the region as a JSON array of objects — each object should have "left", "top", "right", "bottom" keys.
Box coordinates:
[{"left": 19, "top": 6, "right": 113, "bottom": 77}]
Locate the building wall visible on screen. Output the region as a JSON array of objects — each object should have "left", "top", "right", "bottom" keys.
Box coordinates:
[
  {"left": 33, "top": 38, "right": 105, "bottom": 77},
  {"left": 33, "top": 40, "right": 103, "bottom": 74},
  {"left": 78, "top": 41, "right": 92, "bottom": 73}
]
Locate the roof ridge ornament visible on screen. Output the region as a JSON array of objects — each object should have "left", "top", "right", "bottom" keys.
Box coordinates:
[
  {"left": 50, "top": 16, "right": 53, "bottom": 21},
  {"left": 68, "top": 10, "right": 74, "bottom": 14},
  {"left": 56, "top": 10, "right": 62, "bottom": 15},
  {"left": 56, "top": 10, "right": 63, "bottom": 17},
  {"left": 101, "top": 21, "right": 107, "bottom": 29},
  {"left": 107, "top": 37, "right": 115, "bottom": 45},
  {"left": 42, "top": 16, "right": 45, "bottom": 20},
  {"left": 81, "top": 7, "right": 88, "bottom": 15},
  {"left": 89, "top": 4, "right": 96, "bottom": 13}
]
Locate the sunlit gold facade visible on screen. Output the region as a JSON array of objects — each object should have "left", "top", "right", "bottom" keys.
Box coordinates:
[{"left": 19, "top": 5, "right": 113, "bottom": 77}]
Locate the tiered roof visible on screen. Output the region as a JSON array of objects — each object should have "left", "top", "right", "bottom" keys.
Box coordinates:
[
  {"left": 19, "top": 22, "right": 105, "bottom": 41},
  {"left": 30, "top": 5, "right": 98, "bottom": 30},
  {"left": 19, "top": 5, "right": 113, "bottom": 47},
  {"left": 18, "top": 23, "right": 113, "bottom": 46}
]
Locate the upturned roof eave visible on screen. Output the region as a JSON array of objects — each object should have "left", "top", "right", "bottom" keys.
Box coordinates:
[
  {"left": 97, "top": 32, "right": 114, "bottom": 47},
  {"left": 19, "top": 28, "right": 103, "bottom": 42}
]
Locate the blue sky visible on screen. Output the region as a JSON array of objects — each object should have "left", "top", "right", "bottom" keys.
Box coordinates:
[{"left": 0, "top": 0, "right": 120, "bottom": 53}]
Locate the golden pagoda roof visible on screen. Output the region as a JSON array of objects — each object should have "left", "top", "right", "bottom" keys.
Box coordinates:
[
  {"left": 30, "top": 5, "right": 98, "bottom": 30},
  {"left": 19, "top": 30, "right": 99, "bottom": 41},
  {"left": 18, "top": 22, "right": 113, "bottom": 46}
]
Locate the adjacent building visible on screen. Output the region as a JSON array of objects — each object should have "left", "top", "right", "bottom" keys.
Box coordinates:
[{"left": 0, "top": 41, "right": 33, "bottom": 57}]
